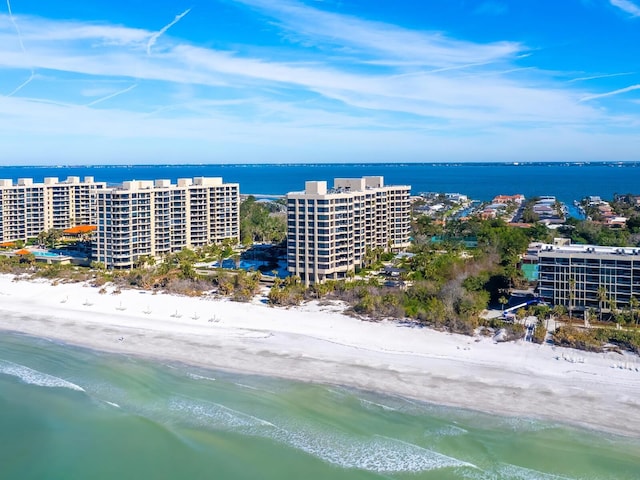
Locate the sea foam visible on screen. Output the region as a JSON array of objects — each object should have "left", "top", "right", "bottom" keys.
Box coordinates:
[
  {"left": 495, "top": 463, "right": 582, "bottom": 480},
  {"left": 167, "top": 396, "right": 474, "bottom": 473},
  {"left": 0, "top": 359, "right": 85, "bottom": 392},
  {"left": 169, "top": 398, "right": 275, "bottom": 431},
  {"left": 268, "top": 428, "right": 476, "bottom": 473},
  {"left": 186, "top": 372, "right": 216, "bottom": 382}
]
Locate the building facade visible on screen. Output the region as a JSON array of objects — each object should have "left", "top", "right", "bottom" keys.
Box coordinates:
[
  {"left": 537, "top": 241, "right": 640, "bottom": 311},
  {"left": 93, "top": 177, "right": 239, "bottom": 268},
  {"left": 0, "top": 176, "right": 106, "bottom": 243},
  {"left": 286, "top": 176, "right": 411, "bottom": 285}
]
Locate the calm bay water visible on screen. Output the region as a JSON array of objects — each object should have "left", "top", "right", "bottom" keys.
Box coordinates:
[
  {"left": 1, "top": 332, "right": 639, "bottom": 480},
  {"left": 1, "top": 162, "right": 640, "bottom": 204}
]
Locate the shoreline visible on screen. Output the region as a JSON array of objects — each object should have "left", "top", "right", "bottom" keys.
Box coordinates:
[{"left": 1, "top": 274, "right": 639, "bottom": 438}]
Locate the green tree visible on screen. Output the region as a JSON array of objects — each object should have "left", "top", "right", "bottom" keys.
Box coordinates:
[
  {"left": 526, "top": 223, "right": 551, "bottom": 242},
  {"left": 552, "top": 304, "right": 566, "bottom": 321},
  {"left": 240, "top": 196, "right": 286, "bottom": 245},
  {"left": 498, "top": 296, "right": 508, "bottom": 311},
  {"left": 37, "top": 229, "right": 63, "bottom": 248}
]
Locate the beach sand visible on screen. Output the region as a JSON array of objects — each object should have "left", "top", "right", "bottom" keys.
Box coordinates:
[{"left": 1, "top": 273, "right": 639, "bottom": 437}]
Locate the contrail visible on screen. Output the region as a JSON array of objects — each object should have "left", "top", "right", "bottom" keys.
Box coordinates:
[
  {"left": 146, "top": 8, "right": 191, "bottom": 55},
  {"left": 5, "top": 0, "right": 35, "bottom": 96},
  {"left": 6, "top": 71, "right": 34, "bottom": 97},
  {"left": 6, "top": 0, "right": 25, "bottom": 52},
  {"left": 580, "top": 84, "right": 640, "bottom": 102},
  {"left": 569, "top": 72, "right": 635, "bottom": 83},
  {"left": 85, "top": 84, "right": 138, "bottom": 106}
]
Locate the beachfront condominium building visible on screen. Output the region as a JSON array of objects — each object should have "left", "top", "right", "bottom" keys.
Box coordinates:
[
  {"left": 286, "top": 176, "right": 411, "bottom": 285},
  {"left": 0, "top": 176, "right": 106, "bottom": 243},
  {"left": 94, "top": 177, "right": 239, "bottom": 269},
  {"left": 537, "top": 240, "right": 640, "bottom": 312}
]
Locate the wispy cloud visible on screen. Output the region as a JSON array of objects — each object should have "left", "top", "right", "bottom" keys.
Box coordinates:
[
  {"left": 610, "top": 0, "right": 640, "bottom": 17},
  {"left": 0, "top": 1, "right": 637, "bottom": 163},
  {"left": 569, "top": 71, "right": 635, "bottom": 82},
  {"left": 146, "top": 8, "right": 191, "bottom": 55},
  {"left": 231, "top": 0, "right": 522, "bottom": 68},
  {"left": 581, "top": 83, "right": 640, "bottom": 101},
  {"left": 0, "top": 6, "right": 596, "bottom": 126}
]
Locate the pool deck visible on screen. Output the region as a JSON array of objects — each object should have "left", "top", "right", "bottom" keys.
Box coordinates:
[{"left": 2, "top": 248, "right": 90, "bottom": 266}]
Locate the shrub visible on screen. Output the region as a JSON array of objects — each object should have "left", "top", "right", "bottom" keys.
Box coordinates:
[
  {"left": 532, "top": 322, "right": 547, "bottom": 344},
  {"left": 553, "top": 326, "right": 603, "bottom": 353},
  {"left": 593, "top": 328, "right": 640, "bottom": 354}
]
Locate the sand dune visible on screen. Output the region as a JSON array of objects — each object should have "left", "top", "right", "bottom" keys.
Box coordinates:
[{"left": 1, "top": 274, "right": 639, "bottom": 437}]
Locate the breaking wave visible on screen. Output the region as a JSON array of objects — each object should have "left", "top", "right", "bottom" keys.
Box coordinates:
[{"left": 0, "top": 359, "right": 85, "bottom": 392}]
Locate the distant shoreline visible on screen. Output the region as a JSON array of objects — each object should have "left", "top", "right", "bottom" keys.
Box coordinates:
[
  {"left": 3, "top": 160, "right": 640, "bottom": 169},
  {"left": 1, "top": 273, "right": 639, "bottom": 438}
]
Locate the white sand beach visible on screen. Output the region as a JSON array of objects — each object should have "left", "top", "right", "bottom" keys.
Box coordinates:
[{"left": 1, "top": 273, "right": 639, "bottom": 437}]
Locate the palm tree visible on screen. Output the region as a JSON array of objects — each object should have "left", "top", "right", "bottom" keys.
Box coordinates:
[
  {"left": 568, "top": 277, "right": 576, "bottom": 320},
  {"left": 630, "top": 296, "right": 639, "bottom": 328},
  {"left": 552, "top": 304, "right": 566, "bottom": 319},
  {"left": 536, "top": 304, "right": 550, "bottom": 323},
  {"left": 597, "top": 286, "right": 608, "bottom": 322},
  {"left": 536, "top": 304, "right": 550, "bottom": 330},
  {"left": 498, "top": 296, "right": 508, "bottom": 311},
  {"left": 551, "top": 304, "right": 566, "bottom": 330}
]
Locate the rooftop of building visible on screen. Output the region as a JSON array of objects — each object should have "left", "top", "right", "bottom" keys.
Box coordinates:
[
  {"left": 105, "top": 177, "right": 238, "bottom": 191},
  {"left": 288, "top": 176, "right": 411, "bottom": 196},
  {"left": 0, "top": 176, "right": 101, "bottom": 187},
  {"left": 531, "top": 239, "right": 640, "bottom": 256}
]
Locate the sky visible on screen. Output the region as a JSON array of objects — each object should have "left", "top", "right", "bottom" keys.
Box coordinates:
[{"left": 1, "top": 0, "right": 639, "bottom": 165}]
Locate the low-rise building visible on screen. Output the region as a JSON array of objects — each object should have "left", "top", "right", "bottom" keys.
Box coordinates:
[
  {"left": 492, "top": 194, "right": 525, "bottom": 205},
  {"left": 537, "top": 240, "right": 640, "bottom": 311}
]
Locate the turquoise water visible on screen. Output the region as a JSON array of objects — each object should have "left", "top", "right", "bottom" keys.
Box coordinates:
[
  {"left": 32, "top": 251, "right": 65, "bottom": 258},
  {"left": 1, "top": 332, "right": 639, "bottom": 480}
]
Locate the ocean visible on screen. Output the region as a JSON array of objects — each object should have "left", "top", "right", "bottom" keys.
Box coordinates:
[
  {"left": 1, "top": 332, "right": 639, "bottom": 480},
  {"left": 2, "top": 162, "right": 640, "bottom": 478},
  {"left": 1, "top": 162, "right": 640, "bottom": 205}
]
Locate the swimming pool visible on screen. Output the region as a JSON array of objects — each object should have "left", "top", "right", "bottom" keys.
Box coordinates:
[{"left": 32, "top": 251, "right": 66, "bottom": 258}]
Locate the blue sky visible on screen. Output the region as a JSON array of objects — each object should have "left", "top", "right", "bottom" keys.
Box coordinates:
[{"left": 1, "top": 0, "right": 639, "bottom": 164}]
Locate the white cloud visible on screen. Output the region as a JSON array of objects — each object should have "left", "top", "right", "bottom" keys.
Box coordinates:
[
  {"left": 231, "top": 0, "right": 522, "bottom": 68},
  {"left": 0, "top": 14, "right": 149, "bottom": 45},
  {"left": 0, "top": 15, "right": 596, "bottom": 125},
  {"left": 610, "top": 0, "right": 640, "bottom": 17},
  {"left": 0, "top": 4, "right": 638, "bottom": 163}
]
